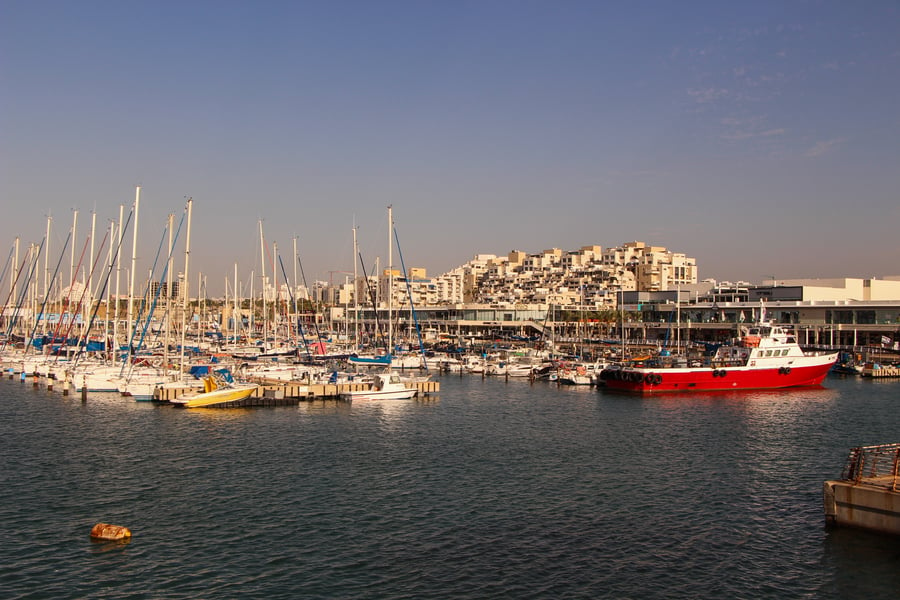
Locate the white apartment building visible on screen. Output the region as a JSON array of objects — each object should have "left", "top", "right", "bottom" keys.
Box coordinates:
[{"left": 316, "top": 242, "right": 698, "bottom": 309}]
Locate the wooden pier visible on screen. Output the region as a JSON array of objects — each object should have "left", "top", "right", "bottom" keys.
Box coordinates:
[
  {"left": 153, "top": 379, "right": 440, "bottom": 404},
  {"left": 860, "top": 365, "right": 900, "bottom": 378}
]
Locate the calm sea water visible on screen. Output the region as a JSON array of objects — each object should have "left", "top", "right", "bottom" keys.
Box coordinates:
[{"left": 1, "top": 372, "right": 899, "bottom": 599}]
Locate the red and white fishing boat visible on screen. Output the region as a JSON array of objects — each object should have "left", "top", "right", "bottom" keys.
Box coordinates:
[{"left": 599, "top": 321, "right": 839, "bottom": 393}]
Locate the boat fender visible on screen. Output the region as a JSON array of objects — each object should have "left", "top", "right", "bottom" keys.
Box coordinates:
[
  {"left": 652, "top": 374, "right": 663, "bottom": 385},
  {"left": 90, "top": 523, "right": 132, "bottom": 541},
  {"left": 644, "top": 373, "right": 654, "bottom": 385},
  {"left": 719, "top": 370, "right": 727, "bottom": 377},
  {"left": 632, "top": 372, "right": 642, "bottom": 383},
  {"left": 779, "top": 366, "right": 791, "bottom": 375},
  {"left": 711, "top": 369, "right": 720, "bottom": 377}
]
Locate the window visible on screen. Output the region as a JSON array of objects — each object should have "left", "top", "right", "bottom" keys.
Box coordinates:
[{"left": 856, "top": 310, "right": 876, "bottom": 325}]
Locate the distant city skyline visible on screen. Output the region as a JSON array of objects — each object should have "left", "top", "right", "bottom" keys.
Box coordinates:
[{"left": 2, "top": 2, "right": 899, "bottom": 295}]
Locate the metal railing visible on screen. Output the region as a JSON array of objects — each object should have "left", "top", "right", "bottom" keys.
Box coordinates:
[{"left": 841, "top": 443, "right": 900, "bottom": 491}]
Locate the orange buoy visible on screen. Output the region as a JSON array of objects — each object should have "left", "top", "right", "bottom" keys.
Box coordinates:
[{"left": 90, "top": 523, "right": 132, "bottom": 541}]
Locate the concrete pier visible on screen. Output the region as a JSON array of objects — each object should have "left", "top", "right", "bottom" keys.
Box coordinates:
[{"left": 824, "top": 444, "right": 900, "bottom": 535}]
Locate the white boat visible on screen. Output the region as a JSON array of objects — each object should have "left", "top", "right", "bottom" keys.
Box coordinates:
[
  {"left": 117, "top": 366, "right": 180, "bottom": 400},
  {"left": 557, "top": 361, "right": 606, "bottom": 385},
  {"left": 391, "top": 353, "right": 424, "bottom": 370},
  {"left": 339, "top": 372, "right": 418, "bottom": 401},
  {"left": 240, "top": 362, "right": 324, "bottom": 382},
  {"left": 485, "top": 361, "right": 508, "bottom": 376},
  {"left": 435, "top": 357, "right": 463, "bottom": 372},
  {"left": 463, "top": 355, "right": 486, "bottom": 373},
  {"left": 507, "top": 360, "right": 544, "bottom": 377}
]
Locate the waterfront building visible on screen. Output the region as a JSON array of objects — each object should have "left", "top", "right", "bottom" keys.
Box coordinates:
[{"left": 432, "top": 241, "right": 696, "bottom": 307}]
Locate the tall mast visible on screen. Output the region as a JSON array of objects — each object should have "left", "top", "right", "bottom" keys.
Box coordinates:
[
  {"left": 248, "top": 270, "right": 254, "bottom": 344},
  {"left": 164, "top": 212, "right": 174, "bottom": 371},
  {"left": 387, "top": 205, "right": 393, "bottom": 357},
  {"left": 620, "top": 288, "right": 625, "bottom": 359},
  {"left": 198, "top": 272, "right": 203, "bottom": 338},
  {"left": 105, "top": 218, "right": 115, "bottom": 354},
  {"left": 179, "top": 197, "right": 192, "bottom": 375},
  {"left": 234, "top": 262, "right": 239, "bottom": 341},
  {"left": 114, "top": 204, "right": 124, "bottom": 344},
  {"left": 43, "top": 214, "right": 51, "bottom": 302},
  {"left": 352, "top": 223, "right": 358, "bottom": 350},
  {"left": 676, "top": 283, "right": 681, "bottom": 352},
  {"left": 258, "top": 220, "right": 266, "bottom": 348},
  {"left": 127, "top": 186, "right": 140, "bottom": 344},
  {"left": 88, "top": 210, "right": 96, "bottom": 300},
  {"left": 9, "top": 236, "right": 19, "bottom": 302},
  {"left": 272, "top": 240, "right": 278, "bottom": 348},
  {"left": 69, "top": 210, "right": 77, "bottom": 296},
  {"left": 223, "top": 274, "right": 228, "bottom": 344},
  {"left": 292, "top": 237, "right": 299, "bottom": 344}
]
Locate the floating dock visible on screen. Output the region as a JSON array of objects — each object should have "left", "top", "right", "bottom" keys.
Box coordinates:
[
  {"left": 860, "top": 365, "right": 900, "bottom": 378},
  {"left": 152, "top": 378, "right": 439, "bottom": 404},
  {"left": 824, "top": 443, "right": 900, "bottom": 535}
]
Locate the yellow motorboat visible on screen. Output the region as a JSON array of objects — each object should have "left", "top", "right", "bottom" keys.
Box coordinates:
[{"left": 171, "top": 372, "right": 256, "bottom": 408}]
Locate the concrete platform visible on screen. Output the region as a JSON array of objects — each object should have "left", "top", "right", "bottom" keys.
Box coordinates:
[
  {"left": 824, "top": 480, "right": 900, "bottom": 535},
  {"left": 824, "top": 443, "right": 900, "bottom": 535}
]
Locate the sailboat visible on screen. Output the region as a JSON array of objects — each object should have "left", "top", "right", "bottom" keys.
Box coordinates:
[{"left": 343, "top": 206, "right": 419, "bottom": 400}]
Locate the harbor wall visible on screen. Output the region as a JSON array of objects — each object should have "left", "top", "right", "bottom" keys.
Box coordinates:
[{"left": 823, "top": 480, "right": 900, "bottom": 535}]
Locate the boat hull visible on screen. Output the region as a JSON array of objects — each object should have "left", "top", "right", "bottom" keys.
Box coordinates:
[
  {"left": 340, "top": 388, "right": 418, "bottom": 401},
  {"left": 348, "top": 355, "right": 393, "bottom": 366},
  {"left": 171, "top": 385, "right": 257, "bottom": 408},
  {"left": 601, "top": 360, "right": 837, "bottom": 394}
]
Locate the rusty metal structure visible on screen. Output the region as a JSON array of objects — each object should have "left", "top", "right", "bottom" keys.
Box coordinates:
[{"left": 840, "top": 443, "right": 900, "bottom": 491}]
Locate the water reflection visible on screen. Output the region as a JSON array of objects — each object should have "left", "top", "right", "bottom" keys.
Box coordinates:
[
  {"left": 89, "top": 537, "right": 132, "bottom": 553},
  {"left": 822, "top": 526, "right": 900, "bottom": 597}
]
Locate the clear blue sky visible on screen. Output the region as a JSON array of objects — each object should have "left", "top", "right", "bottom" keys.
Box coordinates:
[{"left": 2, "top": 1, "right": 898, "bottom": 295}]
